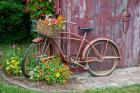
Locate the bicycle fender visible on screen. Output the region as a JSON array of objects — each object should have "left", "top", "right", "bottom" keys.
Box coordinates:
[
  {"left": 82, "top": 38, "right": 121, "bottom": 60},
  {"left": 32, "top": 37, "right": 44, "bottom": 43}
]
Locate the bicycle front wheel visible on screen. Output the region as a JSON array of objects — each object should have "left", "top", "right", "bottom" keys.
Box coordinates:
[
  {"left": 21, "top": 42, "right": 54, "bottom": 78},
  {"left": 85, "top": 39, "right": 120, "bottom": 76}
]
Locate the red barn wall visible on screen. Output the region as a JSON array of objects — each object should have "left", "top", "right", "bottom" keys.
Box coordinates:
[{"left": 55, "top": 0, "right": 140, "bottom": 67}]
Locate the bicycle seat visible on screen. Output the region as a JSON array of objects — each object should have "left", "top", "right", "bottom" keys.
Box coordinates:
[{"left": 79, "top": 27, "right": 94, "bottom": 32}]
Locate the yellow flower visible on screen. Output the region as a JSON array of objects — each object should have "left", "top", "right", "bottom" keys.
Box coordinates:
[
  {"left": 6, "top": 67, "right": 10, "bottom": 70},
  {"left": 17, "top": 48, "right": 21, "bottom": 50},
  {"left": 57, "top": 15, "right": 64, "bottom": 23},
  {"left": 6, "top": 61, "right": 10, "bottom": 65},
  {"left": 11, "top": 60, "right": 16, "bottom": 63},
  {"left": 10, "top": 60, "right": 19, "bottom": 68},
  {"left": 11, "top": 57, "right": 18, "bottom": 60},
  {"left": 56, "top": 72, "right": 60, "bottom": 78}
]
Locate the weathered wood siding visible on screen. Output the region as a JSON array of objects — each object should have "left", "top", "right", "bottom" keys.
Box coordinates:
[{"left": 55, "top": 0, "right": 140, "bottom": 67}]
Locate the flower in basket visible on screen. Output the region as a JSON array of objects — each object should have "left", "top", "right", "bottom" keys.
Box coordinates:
[
  {"left": 39, "top": 14, "right": 64, "bottom": 30},
  {"left": 36, "top": 14, "right": 64, "bottom": 37}
]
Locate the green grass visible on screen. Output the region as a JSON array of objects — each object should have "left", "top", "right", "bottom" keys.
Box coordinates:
[
  {"left": 0, "top": 78, "right": 140, "bottom": 93},
  {"left": 0, "top": 78, "right": 40, "bottom": 93},
  {"left": 84, "top": 84, "right": 140, "bottom": 93}
]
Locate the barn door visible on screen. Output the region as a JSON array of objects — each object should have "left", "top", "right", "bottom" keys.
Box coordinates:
[
  {"left": 60, "top": 0, "right": 128, "bottom": 56},
  {"left": 59, "top": 0, "right": 140, "bottom": 67},
  {"left": 85, "top": 0, "right": 130, "bottom": 67}
]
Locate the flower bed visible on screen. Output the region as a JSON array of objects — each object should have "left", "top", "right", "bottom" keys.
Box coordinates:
[
  {"left": 1, "top": 45, "right": 72, "bottom": 85},
  {"left": 29, "top": 56, "right": 72, "bottom": 85}
]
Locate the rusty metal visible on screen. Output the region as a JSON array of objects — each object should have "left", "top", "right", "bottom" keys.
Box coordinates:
[
  {"left": 32, "top": 37, "right": 44, "bottom": 43},
  {"left": 53, "top": 31, "right": 103, "bottom": 60},
  {"left": 122, "top": 11, "right": 131, "bottom": 33},
  {"left": 82, "top": 38, "right": 121, "bottom": 60},
  {"left": 37, "top": 29, "right": 120, "bottom": 67},
  {"left": 108, "top": 11, "right": 131, "bottom": 33},
  {"left": 76, "top": 31, "right": 87, "bottom": 60}
]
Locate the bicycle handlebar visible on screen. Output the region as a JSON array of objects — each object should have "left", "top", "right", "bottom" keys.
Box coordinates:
[{"left": 63, "top": 21, "right": 77, "bottom": 25}]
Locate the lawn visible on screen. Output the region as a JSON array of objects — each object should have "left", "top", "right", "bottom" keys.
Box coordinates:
[
  {"left": 0, "top": 77, "right": 140, "bottom": 93},
  {"left": 0, "top": 44, "right": 140, "bottom": 93},
  {"left": 0, "top": 78, "right": 39, "bottom": 93}
]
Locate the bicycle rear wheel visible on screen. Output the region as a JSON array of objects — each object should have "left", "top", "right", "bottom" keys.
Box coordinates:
[
  {"left": 85, "top": 39, "right": 120, "bottom": 76},
  {"left": 21, "top": 41, "right": 54, "bottom": 78}
]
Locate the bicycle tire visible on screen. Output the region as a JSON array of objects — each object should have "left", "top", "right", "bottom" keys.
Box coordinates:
[
  {"left": 21, "top": 42, "right": 54, "bottom": 78},
  {"left": 84, "top": 39, "right": 120, "bottom": 76}
]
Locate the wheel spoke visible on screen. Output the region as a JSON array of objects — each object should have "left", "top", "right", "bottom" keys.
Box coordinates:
[
  {"left": 102, "top": 40, "right": 108, "bottom": 57},
  {"left": 102, "top": 56, "right": 120, "bottom": 59}
]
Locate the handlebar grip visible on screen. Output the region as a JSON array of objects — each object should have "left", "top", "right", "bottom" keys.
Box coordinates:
[{"left": 63, "top": 21, "right": 76, "bottom": 25}]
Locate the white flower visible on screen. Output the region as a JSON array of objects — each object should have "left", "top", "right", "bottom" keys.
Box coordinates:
[
  {"left": 33, "top": 68, "right": 37, "bottom": 71},
  {"left": 45, "top": 15, "right": 49, "bottom": 19},
  {"left": 30, "top": 76, "right": 34, "bottom": 80},
  {"left": 48, "top": 23, "right": 51, "bottom": 26},
  {"left": 48, "top": 18, "right": 52, "bottom": 22},
  {"left": 49, "top": 0, "right": 52, "bottom": 3},
  {"left": 29, "top": 71, "right": 34, "bottom": 75}
]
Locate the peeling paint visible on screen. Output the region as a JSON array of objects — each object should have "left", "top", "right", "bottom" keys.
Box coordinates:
[
  {"left": 116, "top": 0, "right": 128, "bottom": 15},
  {"left": 132, "top": 3, "right": 140, "bottom": 63},
  {"left": 79, "top": 0, "right": 86, "bottom": 18}
]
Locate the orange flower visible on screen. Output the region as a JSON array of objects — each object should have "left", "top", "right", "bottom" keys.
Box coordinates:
[
  {"left": 38, "top": 66, "right": 41, "bottom": 69},
  {"left": 39, "top": 72, "right": 43, "bottom": 76},
  {"left": 46, "top": 65, "right": 49, "bottom": 69},
  {"left": 46, "top": 78, "right": 50, "bottom": 81},
  {"left": 54, "top": 68, "right": 58, "bottom": 72},
  {"left": 59, "top": 68, "right": 63, "bottom": 72},
  {"left": 41, "top": 58, "right": 46, "bottom": 64},
  {"left": 43, "top": 19, "right": 49, "bottom": 25},
  {"left": 63, "top": 64, "right": 68, "bottom": 68},
  {"left": 57, "top": 15, "right": 64, "bottom": 23}
]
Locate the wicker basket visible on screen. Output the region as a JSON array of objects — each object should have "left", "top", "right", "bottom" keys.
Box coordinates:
[{"left": 36, "top": 20, "right": 60, "bottom": 37}]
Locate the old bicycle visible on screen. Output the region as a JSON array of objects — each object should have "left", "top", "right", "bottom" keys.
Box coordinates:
[{"left": 21, "top": 19, "right": 121, "bottom": 78}]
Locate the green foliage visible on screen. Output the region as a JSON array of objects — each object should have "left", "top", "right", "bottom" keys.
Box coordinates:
[
  {"left": 27, "top": 0, "right": 54, "bottom": 19},
  {"left": 2, "top": 45, "right": 24, "bottom": 75},
  {"left": 0, "top": 0, "right": 23, "bottom": 26},
  {"left": 30, "top": 56, "right": 72, "bottom": 85},
  {"left": 0, "top": 0, "right": 32, "bottom": 43}
]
